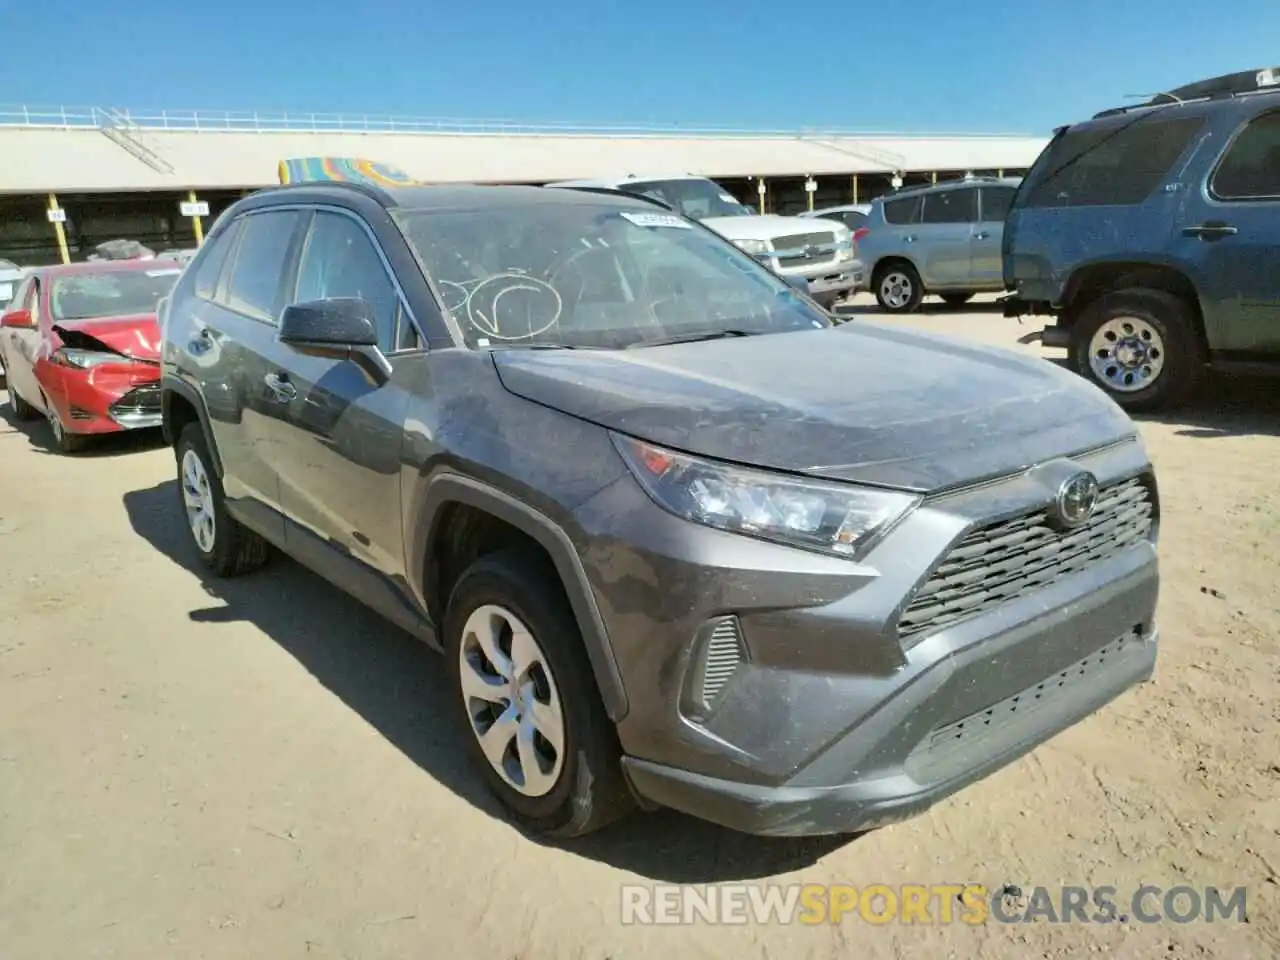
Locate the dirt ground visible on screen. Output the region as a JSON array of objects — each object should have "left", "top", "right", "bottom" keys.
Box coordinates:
[{"left": 1, "top": 298, "right": 1277, "bottom": 959}]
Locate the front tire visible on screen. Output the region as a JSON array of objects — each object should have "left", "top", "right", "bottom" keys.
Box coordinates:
[
  {"left": 175, "top": 422, "right": 269, "bottom": 576},
  {"left": 9, "top": 386, "right": 39, "bottom": 421},
  {"left": 874, "top": 262, "right": 923, "bottom": 313},
  {"left": 445, "top": 549, "right": 633, "bottom": 838},
  {"left": 46, "top": 404, "right": 88, "bottom": 454},
  {"left": 1070, "top": 287, "right": 1203, "bottom": 412}
]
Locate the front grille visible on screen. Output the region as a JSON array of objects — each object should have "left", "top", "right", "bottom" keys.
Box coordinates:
[
  {"left": 109, "top": 384, "right": 161, "bottom": 416},
  {"left": 772, "top": 230, "right": 838, "bottom": 269},
  {"left": 898, "top": 476, "right": 1155, "bottom": 642},
  {"left": 773, "top": 231, "right": 836, "bottom": 249}
]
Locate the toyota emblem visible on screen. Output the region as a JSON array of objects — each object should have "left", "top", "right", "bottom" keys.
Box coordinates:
[
  {"left": 803, "top": 244, "right": 820, "bottom": 259},
  {"left": 1052, "top": 471, "right": 1100, "bottom": 529}
]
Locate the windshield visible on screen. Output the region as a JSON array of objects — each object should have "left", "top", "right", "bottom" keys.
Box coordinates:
[
  {"left": 396, "top": 202, "right": 831, "bottom": 350},
  {"left": 50, "top": 267, "right": 182, "bottom": 321},
  {"left": 620, "top": 179, "right": 753, "bottom": 220}
]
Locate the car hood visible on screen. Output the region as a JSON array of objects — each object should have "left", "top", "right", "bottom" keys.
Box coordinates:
[
  {"left": 700, "top": 214, "right": 841, "bottom": 242},
  {"left": 490, "top": 324, "right": 1137, "bottom": 494},
  {"left": 51, "top": 313, "right": 161, "bottom": 361}
]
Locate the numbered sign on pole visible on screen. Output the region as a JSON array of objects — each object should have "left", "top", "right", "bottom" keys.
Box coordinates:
[
  {"left": 804, "top": 178, "right": 817, "bottom": 193},
  {"left": 46, "top": 207, "right": 67, "bottom": 223},
  {"left": 180, "top": 201, "right": 210, "bottom": 218}
]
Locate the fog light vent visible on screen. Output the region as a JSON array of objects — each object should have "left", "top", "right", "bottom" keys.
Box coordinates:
[{"left": 693, "top": 616, "right": 746, "bottom": 713}]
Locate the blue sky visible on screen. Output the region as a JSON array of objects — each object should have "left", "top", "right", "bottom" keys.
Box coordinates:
[{"left": 3, "top": 0, "right": 1279, "bottom": 135}]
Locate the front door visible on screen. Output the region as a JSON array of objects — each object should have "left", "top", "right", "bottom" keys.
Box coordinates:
[
  {"left": 1180, "top": 107, "right": 1280, "bottom": 355},
  {"left": 273, "top": 209, "right": 417, "bottom": 581},
  {"left": 1, "top": 278, "right": 43, "bottom": 409}
]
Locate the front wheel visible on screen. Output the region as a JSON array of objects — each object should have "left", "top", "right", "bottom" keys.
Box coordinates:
[
  {"left": 46, "top": 404, "right": 88, "bottom": 454},
  {"left": 874, "top": 263, "right": 923, "bottom": 313},
  {"left": 445, "top": 549, "right": 633, "bottom": 838},
  {"left": 1070, "top": 287, "right": 1203, "bottom": 412},
  {"left": 9, "top": 386, "right": 39, "bottom": 421}
]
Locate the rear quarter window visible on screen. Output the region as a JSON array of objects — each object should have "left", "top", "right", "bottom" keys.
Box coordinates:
[
  {"left": 1021, "top": 114, "right": 1206, "bottom": 208},
  {"left": 192, "top": 217, "right": 243, "bottom": 301},
  {"left": 882, "top": 195, "right": 922, "bottom": 224},
  {"left": 1211, "top": 109, "right": 1280, "bottom": 200}
]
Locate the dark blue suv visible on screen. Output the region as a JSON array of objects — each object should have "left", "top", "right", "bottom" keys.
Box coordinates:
[{"left": 1003, "top": 67, "right": 1280, "bottom": 410}]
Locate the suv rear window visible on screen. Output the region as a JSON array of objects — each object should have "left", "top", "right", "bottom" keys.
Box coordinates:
[
  {"left": 1020, "top": 114, "right": 1205, "bottom": 208},
  {"left": 1211, "top": 109, "right": 1280, "bottom": 200}
]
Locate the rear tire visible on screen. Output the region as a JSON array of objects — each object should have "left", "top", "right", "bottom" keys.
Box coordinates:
[
  {"left": 1069, "top": 287, "right": 1203, "bottom": 412},
  {"left": 874, "top": 262, "right": 923, "bottom": 313},
  {"left": 445, "top": 548, "right": 633, "bottom": 838},
  {"left": 175, "top": 421, "right": 269, "bottom": 576}
]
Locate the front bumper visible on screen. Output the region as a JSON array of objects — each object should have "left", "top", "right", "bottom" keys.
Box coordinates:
[
  {"left": 573, "top": 438, "right": 1158, "bottom": 836},
  {"left": 39, "top": 361, "right": 162, "bottom": 434}
]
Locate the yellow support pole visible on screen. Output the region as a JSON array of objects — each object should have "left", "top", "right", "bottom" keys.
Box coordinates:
[
  {"left": 806, "top": 177, "right": 815, "bottom": 212},
  {"left": 852, "top": 174, "right": 859, "bottom": 204},
  {"left": 756, "top": 177, "right": 767, "bottom": 215},
  {"left": 931, "top": 172, "right": 938, "bottom": 184},
  {"left": 47, "top": 193, "right": 69, "bottom": 264},
  {"left": 997, "top": 168, "right": 1005, "bottom": 178},
  {"left": 188, "top": 190, "right": 204, "bottom": 245}
]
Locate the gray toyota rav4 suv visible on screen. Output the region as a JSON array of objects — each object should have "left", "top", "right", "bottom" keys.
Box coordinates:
[{"left": 159, "top": 180, "right": 1160, "bottom": 838}]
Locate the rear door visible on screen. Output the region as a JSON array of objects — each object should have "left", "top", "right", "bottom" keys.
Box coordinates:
[
  {"left": 917, "top": 187, "right": 978, "bottom": 288},
  {"left": 205, "top": 208, "right": 307, "bottom": 530},
  {"left": 1180, "top": 106, "right": 1280, "bottom": 354},
  {"left": 273, "top": 207, "right": 418, "bottom": 579},
  {"left": 972, "top": 185, "right": 1017, "bottom": 288}
]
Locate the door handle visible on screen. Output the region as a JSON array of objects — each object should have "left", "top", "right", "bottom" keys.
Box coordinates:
[
  {"left": 264, "top": 371, "right": 297, "bottom": 402},
  {"left": 188, "top": 327, "right": 213, "bottom": 354},
  {"left": 973, "top": 231, "right": 991, "bottom": 240},
  {"left": 1182, "top": 221, "right": 1238, "bottom": 240},
  {"left": 903, "top": 235, "right": 916, "bottom": 243}
]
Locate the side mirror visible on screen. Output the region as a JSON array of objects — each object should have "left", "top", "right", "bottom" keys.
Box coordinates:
[
  {"left": 1, "top": 308, "right": 34, "bottom": 329},
  {"left": 278, "top": 298, "right": 391, "bottom": 385},
  {"left": 781, "top": 275, "right": 810, "bottom": 295}
]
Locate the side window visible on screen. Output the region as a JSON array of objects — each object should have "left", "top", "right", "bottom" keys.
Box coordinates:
[
  {"left": 193, "top": 217, "right": 243, "bottom": 300},
  {"left": 1211, "top": 110, "right": 1280, "bottom": 200},
  {"left": 882, "top": 195, "right": 922, "bottom": 225},
  {"left": 1024, "top": 116, "right": 1205, "bottom": 207},
  {"left": 3, "top": 278, "right": 30, "bottom": 316},
  {"left": 980, "top": 187, "right": 1016, "bottom": 222},
  {"left": 921, "top": 189, "right": 977, "bottom": 224},
  {"left": 224, "top": 210, "right": 302, "bottom": 322},
  {"left": 293, "top": 211, "right": 403, "bottom": 353}
]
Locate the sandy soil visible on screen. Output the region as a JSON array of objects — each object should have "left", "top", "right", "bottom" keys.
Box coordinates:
[{"left": 1, "top": 300, "right": 1277, "bottom": 959}]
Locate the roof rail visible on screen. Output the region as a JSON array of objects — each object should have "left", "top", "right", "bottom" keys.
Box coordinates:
[
  {"left": 267, "top": 178, "right": 398, "bottom": 207},
  {"left": 1093, "top": 66, "right": 1280, "bottom": 119}
]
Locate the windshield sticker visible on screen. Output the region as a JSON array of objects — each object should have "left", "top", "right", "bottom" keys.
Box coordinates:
[
  {"left": 620, "top": 212, "right": 693, "bottom": 230},
  {"left": 145, "top": 268, "right": 183, "bottom": 277}
]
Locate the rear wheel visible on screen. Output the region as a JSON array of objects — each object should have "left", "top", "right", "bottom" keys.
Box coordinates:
[
  {"left": 874, "top": 262, "right": 923, "bottom": 313},
  {"left": 1070, "top": 287, "right": 1204, "bottom": 411},
  {"left": 445, "top": 549, "right": 633, "bottom": 838},
  {"left": 176, "top": 421, "right": 269, "bottom": 576}
]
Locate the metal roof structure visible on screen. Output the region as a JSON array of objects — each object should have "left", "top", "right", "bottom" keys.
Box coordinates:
[{"left": 0, "top": 105, "right": 1050, "bottom": 194}]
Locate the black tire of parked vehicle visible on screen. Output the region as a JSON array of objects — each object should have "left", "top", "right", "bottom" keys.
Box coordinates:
[
  {"left": 175, "top": 422, "right": 270, "bottom": 576},
  {"left": 444, "top": 549, "right": 634, "bottom": 838},
  {"left": 9, "top": 387, "right": 39, "bottom": 421},
  {"left": 873, "top": 261, "right": 924, "bottom": 313},
  {"left": 1070, "top": 287, "right": 1204, "bottom": 412},
  {"left": 46, "top": 405, "right": 88, "bottom": 454},
  {"left": 941, "top": 293, "right": 972, "bottom": 307}
]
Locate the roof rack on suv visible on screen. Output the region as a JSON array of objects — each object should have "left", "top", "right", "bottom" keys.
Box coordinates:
[{"left": 1093, "top": 66, "right": 1280, "bottom": 118}]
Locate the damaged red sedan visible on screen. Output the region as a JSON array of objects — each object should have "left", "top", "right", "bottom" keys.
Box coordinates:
[{"left": 0, "top": 259, "right": 182, "bottom": 453}]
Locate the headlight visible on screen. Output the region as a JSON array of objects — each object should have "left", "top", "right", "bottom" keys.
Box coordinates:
[
  {"left": 53, "top": 348, "right": 122, "bottom": 369},
  {"left": 612, "top": 434, "right": 919, "bottom": 559},
  {"left": 732, "top": 238, "right": 771, "bottom": 256}
]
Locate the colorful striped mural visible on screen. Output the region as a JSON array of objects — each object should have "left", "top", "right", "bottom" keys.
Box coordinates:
[{"left": 277, "top": 157, "right": 426, "bottom": 187}]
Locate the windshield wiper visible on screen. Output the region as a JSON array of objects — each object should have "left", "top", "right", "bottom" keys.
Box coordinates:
[{"left": 628, "top": 329, "right": 756, "bottom": 349}]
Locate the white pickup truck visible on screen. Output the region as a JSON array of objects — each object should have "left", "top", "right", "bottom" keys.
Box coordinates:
[{"left": 546, "top": 174, "right": 864, "bottom": 307}]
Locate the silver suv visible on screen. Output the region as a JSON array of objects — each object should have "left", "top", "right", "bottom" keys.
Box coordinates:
[{"left": 858, "top": 177, "right": 1020, "bottom": 313}]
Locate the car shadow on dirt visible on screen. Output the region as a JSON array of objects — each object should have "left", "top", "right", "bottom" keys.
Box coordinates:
[
  {"left": 121, "top": 478, "right": 857, "bottom": 882},
  {"left": 0, "top": 395, "right": 167, "bottom": 458}
]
